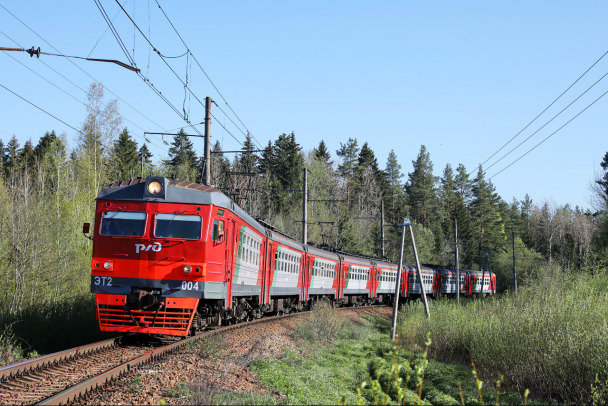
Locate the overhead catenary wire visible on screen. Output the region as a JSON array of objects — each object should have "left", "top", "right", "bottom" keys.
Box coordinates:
[
  {"left": 93, "top": 0, "right": 204, "bottom": 140},
  {"left": 489, "top": 86, "right": 608, "bottom": 180},
  {"left": 483, "top": 69, "right": 608, "bottom": 174},
  {"left": 0, "top": 2, "right": 172, "bottom": 148},
  {"left": 0, "top": 82, "right": 85, "bottom": 136},
  {"left": 471, "top": 48, "right": 608, "bottom": 177},
  {"left": 153, "top": 0, "right": 263, "bottom": 150},
  {"left": 0, "top": 30, "right": 166, "bottom": 151}
]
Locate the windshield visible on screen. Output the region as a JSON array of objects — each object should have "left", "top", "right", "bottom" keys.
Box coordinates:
[
  {"left": 154, "top": 213, "right": 201, "bottom": 239},
  {"left": 100, "top": 211, "right": 147, "bottom": 236}
]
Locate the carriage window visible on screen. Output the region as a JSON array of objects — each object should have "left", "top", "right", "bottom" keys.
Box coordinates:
[
  {"left": 155, "top": 213, "right": 201, "bottom": 239},
  {"left": 100, "top": 211, "right": 147, "bottom": 236},
  {"left": 212, "top": 219, "right": 225, "bottom": 241}
]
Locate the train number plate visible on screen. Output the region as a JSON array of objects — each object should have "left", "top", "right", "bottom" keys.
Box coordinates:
[
  {"left": 181, "top": 281, "right": 201, "bottom": 291},
  {"left": 93, "top": 276, "right": 112, "bottom": 286}
]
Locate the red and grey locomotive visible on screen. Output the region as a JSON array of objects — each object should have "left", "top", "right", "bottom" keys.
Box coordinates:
[{"left": 87, "top": 176, "right": 495, "bottom": 337}]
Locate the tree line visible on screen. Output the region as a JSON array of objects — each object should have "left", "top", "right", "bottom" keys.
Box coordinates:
[{"left": 1, "top": 82, "right": 607, "bottom": 345}]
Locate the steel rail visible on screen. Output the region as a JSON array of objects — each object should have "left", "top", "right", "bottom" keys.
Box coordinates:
[
  {"left": 1, "top": 305, "right": 383, "bottom": 404},
  {"left": 0, "top": 337, "right": 120, "bottom": 382},
  {"left": 38, "top": 312, "right": 304, "bottom": 405}
]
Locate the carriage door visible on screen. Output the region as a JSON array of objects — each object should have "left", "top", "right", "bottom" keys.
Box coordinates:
[
  {"left": 224, "top": 218, "right": 236, "bottom": 308},
  {"left": 262, "top": 242, "right": 273, "bottom": 303},
  {"left": 301, "top": 254, "right": 308, "bottom": 301},
  {"left": 337, "top": 259, "right": 344, "bottom": 299}
]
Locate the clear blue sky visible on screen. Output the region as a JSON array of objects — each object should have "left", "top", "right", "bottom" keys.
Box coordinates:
[{"left": 1, "top": 1, "right": 607, "bottom": 210}]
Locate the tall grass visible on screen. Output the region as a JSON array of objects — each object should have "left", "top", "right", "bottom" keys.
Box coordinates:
[{"left": 397, "top": 265, "right": 608, "bottom": 403}]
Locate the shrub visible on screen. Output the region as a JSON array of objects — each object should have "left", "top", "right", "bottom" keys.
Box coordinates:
[{"left": 397, "top": 265, "right": 608, "bottom": 403}]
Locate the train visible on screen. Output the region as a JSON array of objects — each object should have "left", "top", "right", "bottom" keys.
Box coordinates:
[{"left": 86, "top": 176, "right": 496, "bottom": 337}]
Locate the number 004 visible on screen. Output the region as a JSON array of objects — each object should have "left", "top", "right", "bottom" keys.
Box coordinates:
[{"left": 181, "top": 281, "right": 199, "bottom": 290}]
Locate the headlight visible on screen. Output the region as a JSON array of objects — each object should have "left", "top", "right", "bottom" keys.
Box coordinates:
[{"left": 147, "top": 180, "right": 163, "bottom": 195}]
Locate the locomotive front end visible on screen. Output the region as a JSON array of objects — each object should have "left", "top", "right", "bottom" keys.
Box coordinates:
[{"left": 89, "top": 177, "right": 218, "bottom": 336}]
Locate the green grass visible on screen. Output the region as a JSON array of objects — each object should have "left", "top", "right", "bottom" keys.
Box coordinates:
[
  {"left": 397, "top": 265, "right": 608, "bottom": 404},
  {"left": 245, "top": 310, "right": 529, "bottom": 405}
]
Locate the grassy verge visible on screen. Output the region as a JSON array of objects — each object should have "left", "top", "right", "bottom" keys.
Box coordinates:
[
  {"left": 0, "top": 293, "right": 109, "bottom": 363},
  {"left": 187, "top": 302, "right": 533, "bottom": 405},
  {"left": 397, "top": 265, "right": 608, "bottom": 404}
]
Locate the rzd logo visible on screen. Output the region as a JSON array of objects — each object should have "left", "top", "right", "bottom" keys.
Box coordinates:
[{"left": 135, "top": 242, "right": 162, "bottom": 253}]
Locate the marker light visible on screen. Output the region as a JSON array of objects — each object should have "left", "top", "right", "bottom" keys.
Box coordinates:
[
  {"left": 147, "top": 180, "right": 163, "bottom": 195},
  {"left": 183, "top": 265, "right": 192, "bottom": 274},
  {"left": 103, "top": 262, "right": 112, "bottom": 270}
]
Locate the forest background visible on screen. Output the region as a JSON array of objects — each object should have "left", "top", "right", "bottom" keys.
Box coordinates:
[{"left": 1, "top": 82, "right": 607, "bottom": 356}]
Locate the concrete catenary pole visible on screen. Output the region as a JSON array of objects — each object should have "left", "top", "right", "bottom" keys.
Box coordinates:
[
  {"left": 455, "top": 219, "right": 460, "bottom": 304},
  {"left": 302, "top": 168, "right": 308, "bottom": 245},
  {"left": 203, "top": 96, "right": 212, "bottom": 185},
  {"left": 513, "top": 230, "right": 517, "bottom": 293},
  {"left": 381, "top": 200, "right": 385, "bottom": 257}
]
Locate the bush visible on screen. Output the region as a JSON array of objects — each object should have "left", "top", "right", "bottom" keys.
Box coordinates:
[
  {"left": 293, "top": 300, "right": 346, "bottom": 345},
  {"left": 397, "top": 265, "right": 608, "bottom": 403}
]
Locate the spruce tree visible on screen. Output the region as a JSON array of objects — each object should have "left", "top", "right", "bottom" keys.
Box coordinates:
[
  {"left": 34, "top": 131, "right": 58, "bottom": 162},
  {"left": 439, "top": 163, "right": 457, "bottom": 239},
  {"left": 471, "top": 167, "right": 505, "bottom": 262},
  {"left": 19, "top": 140, "right": 36, "bottom": 172},
  {"left": 239, "top": 133, "right": 258, "bottom": 172},
  {"left": 164, "top": 129, "right": 197, "bottom": 181},
  {"left": 210, "top": 141, "right": 230, "bottom": 190},
  {"left": 383, "top": 150, "right": 406, "bottom": 227},
  {"left": 405, "top": 145, "right": 438, "bottom": 228},
  {"left": 313, "top": 140, "right": 332, "bottom": 165},
  {"left": 0, "top": 140, "right": 6, "bottom": 178},
  {"left": 5, "top": 136, "right": 20, "bottom": 177},
  {"left": 138, "top": 143, "right": 153, "bottom": 178},
  {"left": 107, "top": 128, "right": 139, "bottom": 181},
  {"left": 596, "top": 151, "right": 608, "bottom": 206}
]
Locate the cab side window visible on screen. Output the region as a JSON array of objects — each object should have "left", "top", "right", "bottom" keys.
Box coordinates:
[{"left": 212, "top": 219, "right": 225, "bottom": 241}]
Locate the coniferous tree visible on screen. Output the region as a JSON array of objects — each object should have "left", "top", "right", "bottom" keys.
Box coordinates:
[
  {"left": 138, "top": 143, "right": 153, "bottom": 178},
  {"left": 239, "top": 133, "right": 258, "bottom": 172},
  {"left": 471, "top": 167, "right": 505, "bottom": 263},
  {"left": 596, "top": 151, "right": 608, "bottom": 206},
  {"left": 405, "top": 145, "right": 438, "bottom": 229},
  {"left": 0, "top": 140, "right": 6, "bottom": 178},
  {"left": 313, "top": 140, "right": 332, "bottom": 165},
  {"left": 439, "top": 164, "right": 457, "bottom": 243},
  {"left": 273, "top": 132, "right": 304, "bottom": 210},
  {"left": 454, "top": 163, "right": 473, "bottom": 205},
  {"left": 209, "top": 141, "right": 230, "bottom": 190},
  {"left": 34, "top": 131, "right": 58, "bottom": 163},
  {"left": 19, "top": 140, "right": 36, "bottom": 172},
  {"left": 384, "top": 150, "right": 403, "bottom": 199},
  {"left": 256, "top": 133, "right": 304, "bottom": 214},
  {"left": 5, "top": 136, "right": 20, "bottom": 177},
  {"left": 107, "top": 128, "right": 139, "bottom": 181},
  {"left": 164, "top": 129, "right": 197, "bottom": 181},
  {"left": 520, "top": 194, "right": 534, "bottom": 247},
  {"left": 336, "top": 138, "right": 359, "bottom": 180}
]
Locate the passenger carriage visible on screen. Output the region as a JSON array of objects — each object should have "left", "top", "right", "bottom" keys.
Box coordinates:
[{"left": 88, "top": 176, "right": 496, "bottom": 337}]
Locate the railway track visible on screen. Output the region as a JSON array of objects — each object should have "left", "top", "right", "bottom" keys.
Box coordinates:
[
  {"left": 0, "top": 335, "right": 168, "bottom": 405},
  {"left": 0, "top": 306, "right": 388, "bottom": 405}
]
